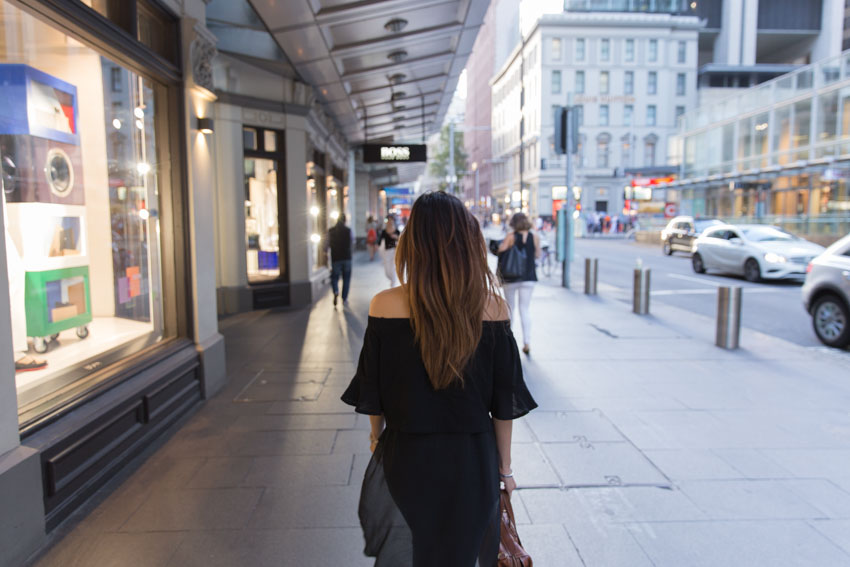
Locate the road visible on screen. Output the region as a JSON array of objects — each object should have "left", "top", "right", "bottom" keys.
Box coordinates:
[{"left": 565, "top": 237, "right": 825, "bottom": 348}]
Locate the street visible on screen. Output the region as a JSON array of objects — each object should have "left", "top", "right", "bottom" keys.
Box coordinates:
[{"left": 566, "top": 237, "right": 842, "bottom": 350}]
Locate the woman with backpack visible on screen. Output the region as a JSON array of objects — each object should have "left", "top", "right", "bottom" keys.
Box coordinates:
[{"left": 497, "top": 212, "right": 541, "bottom": 355}]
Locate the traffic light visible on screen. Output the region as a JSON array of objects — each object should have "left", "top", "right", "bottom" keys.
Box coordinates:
[
  {"left": 554, "top": 106, "right": 567, "bottom": 155},
  {"left": 554, "top": 106, "right": 580, "bottom": 155}
]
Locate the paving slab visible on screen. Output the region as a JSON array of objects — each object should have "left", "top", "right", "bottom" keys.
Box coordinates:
[
  {"left": 630, "top": 520, "right": 850, "bottom": 567},
  {"left": 542, "top": 442, "right": 670, "bottom": 487},
  {"left": 121, "top": 488, "right": 263, "bottom": 531},
  {"left": 525, "top": 410, "right": 627, "bottom": 443},
  {"left": 677, "top": 479, "right": 828, "bottom": 520}
]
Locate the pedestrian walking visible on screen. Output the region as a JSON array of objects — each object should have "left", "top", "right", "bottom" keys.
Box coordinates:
[
  {"left": 365, "top": 215, "right": 378, "bottom": 261},
  {"left": 497, "top": 212, "right": 541, "bottom": 355},
  {"left": 326, "top": 214, "right": 353, "bottom": 307},
  {"left": 378, "top": 216, "right": 400, "bottom": 287},
  {"left": 342, "top": 191, "right": 537, "bottom": 566}
]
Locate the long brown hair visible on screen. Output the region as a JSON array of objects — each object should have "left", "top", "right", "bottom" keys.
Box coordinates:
[{"left": 395, "top": 192, "right": 500, "bottom": 390}]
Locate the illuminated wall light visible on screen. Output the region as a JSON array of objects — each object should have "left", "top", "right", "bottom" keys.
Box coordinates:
[
  {"left": 135, "top": 119, "right": 144, "bottom": 130},
  {"left": 112, "top": 118, "right": 122, "bottom": 129},
  {"left": 330, "top": 189, "right": 338, "bottom": 197},
  {"left": 134, "top": 107, "right": 145, "bottom": 119},
  {"left": 197, "top": 117, "right": 214, "bottom": 134},
  {"left": 138, "top": 208, "right": 150, "bottom": 220},
  {"left": 504, "top": 195, "right": 511, "bottom": 203},
  {"left": 310, "top": 233, "right": 321, "bottom": 243},
  {"left": 136, "top": 162, "right": 151, "bottom": 175},
  {"left": 310, "top": 206, "right": 320, "bottom": 216},
  {"left": 330, "top": 210, "right": 340, "bottom": 220}
]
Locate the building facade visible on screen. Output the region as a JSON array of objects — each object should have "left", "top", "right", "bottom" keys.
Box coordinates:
[
  {"left": 671, "top": 51, "right": 850, "bottom": 241},
  {"left": 490, "top": 6, "right": 701, "bottom": 221}
]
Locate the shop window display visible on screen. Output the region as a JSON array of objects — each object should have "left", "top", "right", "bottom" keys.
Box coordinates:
[
  {"left": 1, "top": 1, "right": 165, "bottom": 416},
  {"left": 243, "top": 127, "right": 285, "bottom": 283}
]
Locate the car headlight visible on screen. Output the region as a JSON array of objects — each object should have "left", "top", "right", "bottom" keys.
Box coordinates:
[{"left": 763, "top": 252, "right": 787, "bottom": 263}]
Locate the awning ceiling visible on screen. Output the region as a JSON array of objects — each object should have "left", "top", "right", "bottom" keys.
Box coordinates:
[{"left": 210, "top": 0, "right": 487, "bottom": 149}]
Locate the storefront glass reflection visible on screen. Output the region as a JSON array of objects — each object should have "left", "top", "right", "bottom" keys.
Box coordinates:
[
  {"left": 244, "top": 158, "right": 280, "bottom": 281},
  {"left": 1, "top": 0, "right": 165, "bottom": 418}
]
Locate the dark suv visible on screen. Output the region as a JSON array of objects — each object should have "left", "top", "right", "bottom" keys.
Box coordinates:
[{"left": 661, "top": 216, "right": 722, "bottom": 255}]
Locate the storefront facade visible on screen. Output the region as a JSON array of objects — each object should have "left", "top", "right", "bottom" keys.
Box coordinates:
[
  {"left": 210, "top": 51, "right": 353, "bottom": 315},
  {"left": 674, "top": 51, "right": 850, "bottom": 241},
  {"left": 0, "top": 1, "right": 225, "bottom": 564}
]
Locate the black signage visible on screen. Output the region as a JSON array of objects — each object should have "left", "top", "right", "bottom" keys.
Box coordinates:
[{"left": 362, "top": 144, "right": 427, "bottom": 163}]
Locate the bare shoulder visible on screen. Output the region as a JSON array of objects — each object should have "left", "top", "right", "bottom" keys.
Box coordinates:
[
  {"left": 483, "top": 294, "right": 510, "bottom": 321},
  {"left": 369, "top": 287, "right": 410, "bottom": 318}
]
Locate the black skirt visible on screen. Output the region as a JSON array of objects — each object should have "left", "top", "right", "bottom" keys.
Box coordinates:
[{"left": 360, "top": 429, "right": 501, "bottom": 566}]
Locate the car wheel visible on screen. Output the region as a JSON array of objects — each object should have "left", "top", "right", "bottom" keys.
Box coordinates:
[
  {"left": 744, "top": 258, "right": 761, "bottom": 282},
  {"left": 692, "top": 252, "right": 706, "bottom": 274},
  {"left": 811, "top": 294, "right": 850, "bottom": 348},
  {"left": 662, "top": 240, "right": 672, "bottom": 255}
]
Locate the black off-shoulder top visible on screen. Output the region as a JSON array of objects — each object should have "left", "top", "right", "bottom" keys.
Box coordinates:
[{"left": 341, "top": 316, "right": 537, "bottom": 433}]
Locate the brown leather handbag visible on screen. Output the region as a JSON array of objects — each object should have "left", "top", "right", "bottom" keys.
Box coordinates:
[{"left": 497, "top": 490, "right": 533, "bottom": 566}]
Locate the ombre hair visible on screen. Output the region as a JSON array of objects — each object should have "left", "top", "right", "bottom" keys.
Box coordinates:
[{"left": 395, "top": 191, "right": 501, "bottom": 390}]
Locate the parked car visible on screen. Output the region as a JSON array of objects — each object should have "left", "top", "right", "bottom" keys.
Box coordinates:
[
  {"left": 661, "top": 216, "right": 722, "bottom": 255},
  {"left": 692, "top": 224, "right": 825, "bottom": 282},
  {"left": 801, "top": 233, "right": 850, "bottom": 348}
]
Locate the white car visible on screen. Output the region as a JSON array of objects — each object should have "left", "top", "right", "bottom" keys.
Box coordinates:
[
  {"left": 801, "top": 233, "right": 850, "bottom": 348},
  {"left": 692, "top": 224, "right": 825, "bottom": 282}
]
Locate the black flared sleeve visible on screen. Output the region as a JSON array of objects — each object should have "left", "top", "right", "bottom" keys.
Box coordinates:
[
  {"left": 342, "top": 320, "right": 383, "bottom": 415},
  {"left": 490, "top": 322, "right": 537, "bottom": 420}
]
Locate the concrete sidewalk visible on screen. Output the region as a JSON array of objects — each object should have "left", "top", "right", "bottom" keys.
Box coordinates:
[{"left": 27, "top": 252, "right": 850, "bottom": 567}]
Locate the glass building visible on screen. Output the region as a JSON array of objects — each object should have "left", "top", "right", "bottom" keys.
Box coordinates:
[{"left": 671, "top": 51, "right": 850, "bottom": 239}]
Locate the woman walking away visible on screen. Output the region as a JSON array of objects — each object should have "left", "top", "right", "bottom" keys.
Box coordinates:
[
  {"left": 498, "top": 212, "right": 541, "bottom": 355},
  {"left": 366, "top": 215, "right": 378, "bottom": 261},
  {"left": 378, "top": 215, "right": 400, "bottom": 287},
  {"left": 342, "top": 191, "right": 537, "bottom": 566}
]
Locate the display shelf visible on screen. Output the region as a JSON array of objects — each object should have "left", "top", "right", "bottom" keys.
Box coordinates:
[
  {"left": 0, "top": 64, "right": 80, "bottom": 145},
  {"left": 25, "top": 265, "right": 92, "bottom": 339}
]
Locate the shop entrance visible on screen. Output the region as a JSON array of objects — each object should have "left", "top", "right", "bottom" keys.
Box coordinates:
[{"left": 243, "top": 127, "right": 288, "bottom": 307}]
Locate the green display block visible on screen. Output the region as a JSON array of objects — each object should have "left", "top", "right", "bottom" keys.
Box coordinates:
[{"left": 25, "top": 266, "right": 92, "bottom": 338}]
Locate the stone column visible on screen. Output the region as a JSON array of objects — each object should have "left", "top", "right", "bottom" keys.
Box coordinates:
[
  {"left": 183, "top": 17, "right": 226, "bottom": 397},
  {"left": 812, "top": 0, "right": 844, "bottom": 63},
  {"left": 715, "top": 0, "right": 743, "bottom": 65}
]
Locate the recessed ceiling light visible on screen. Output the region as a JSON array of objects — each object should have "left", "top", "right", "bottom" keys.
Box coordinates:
[
  {"left": 389, "top": 73, "right": 407, "bottom": 84},
  {"left": 385, "top": 18, "right": 408, "bottom": 33},
  {"left": 391, "top": 91, "right": 406, "bottom": 101},
  {"left": 387, "top": 50, "right": 408, "bottom": 63}
]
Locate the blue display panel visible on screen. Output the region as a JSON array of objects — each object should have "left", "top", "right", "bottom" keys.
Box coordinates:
[{"left": 0, "top": 64, "right": 80, "bottom": 146}]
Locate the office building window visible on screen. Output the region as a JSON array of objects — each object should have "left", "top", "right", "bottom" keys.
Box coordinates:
[
  {"left": 624, "top": 71, "right": 634, "bottom": 95},
  {"left": 597, "top": 133, "right": 611, "bottom": 168},
  {"left": 675, "top": 105, "right": 686, "bottom": 119},
  {"left": 649, "top": 39, "right": 658, "bottom": 62},
  {"left": 676, "top": 73, "right": 686, "bottom": 96},
  {"left": 622, "top": 134, "right": 632, "bottom": 167},
  {"left": 648, "top": 71, "right": 657, "bottom": 95},
  {"left": 645, "top": 135, "right": 658, "bottom": 166},
  {"left": 647, "top": 104, "right": 657, "bottom": 126},
  {"left": 600, "top": 71, "right": 609, "bottom": 95},
  {"left": 575, "top": 104, "right": 584, "bottom": 126},
  {"left": 599, "top": 104, "right": 609, "bottom": 126},
  {"left": 575, "top": 70, "right": 585, "bottom": 94},
  {"left": 576, "top": 38, "right": 586, "bottom": 61},
  {"left": 678, "top": 41, "right": 686, "bottom": 64},
  {"left": 552, "top": 37, "right": 562, "bottom": 61},
  {"left": 625, "top": 39, "right": 634, "bottom": 62},
  {"left": 552, "top": 70, "right": 562, "bottom": 94},
  {"left": 624, "top": 104, "right": 634, "bottom": 126},
  {"left": 601, "top": 38, "right": 610, "bottom": 62}
]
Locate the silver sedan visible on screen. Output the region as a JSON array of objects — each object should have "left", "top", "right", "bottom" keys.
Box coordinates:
[{"left": 692, "top": 224, "right": 825, "bottom": 282}]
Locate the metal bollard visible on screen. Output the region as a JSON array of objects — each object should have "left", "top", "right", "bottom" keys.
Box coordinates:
[
  {"left": 584, "top": 258, "right": 598, "bottom": 295},
  {"left": 716, "top": 286, "right": 742, "bottom": 349},
  {"left": 632, "top": 267, "right": 650, "bottom": 314}
]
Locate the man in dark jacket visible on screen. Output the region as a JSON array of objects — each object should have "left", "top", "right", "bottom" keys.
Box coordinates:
[{"left": 326, "top": 214, "right": 353, "bottom": 306}]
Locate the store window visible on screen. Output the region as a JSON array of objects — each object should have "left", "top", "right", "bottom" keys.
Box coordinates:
[
  {"left": 1, "top": 0, "right": 173, "bottom": 419},
  {"left": 243, "top": 127, "right": 286, "bottom": 283}
]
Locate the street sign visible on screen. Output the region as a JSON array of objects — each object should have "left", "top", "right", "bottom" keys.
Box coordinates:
[
  {"left": 664, "top": 203, "right": 678, "bottom": 218},
  {"left": 363, "top": 144, "right": 427, "bottom": 163}
]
